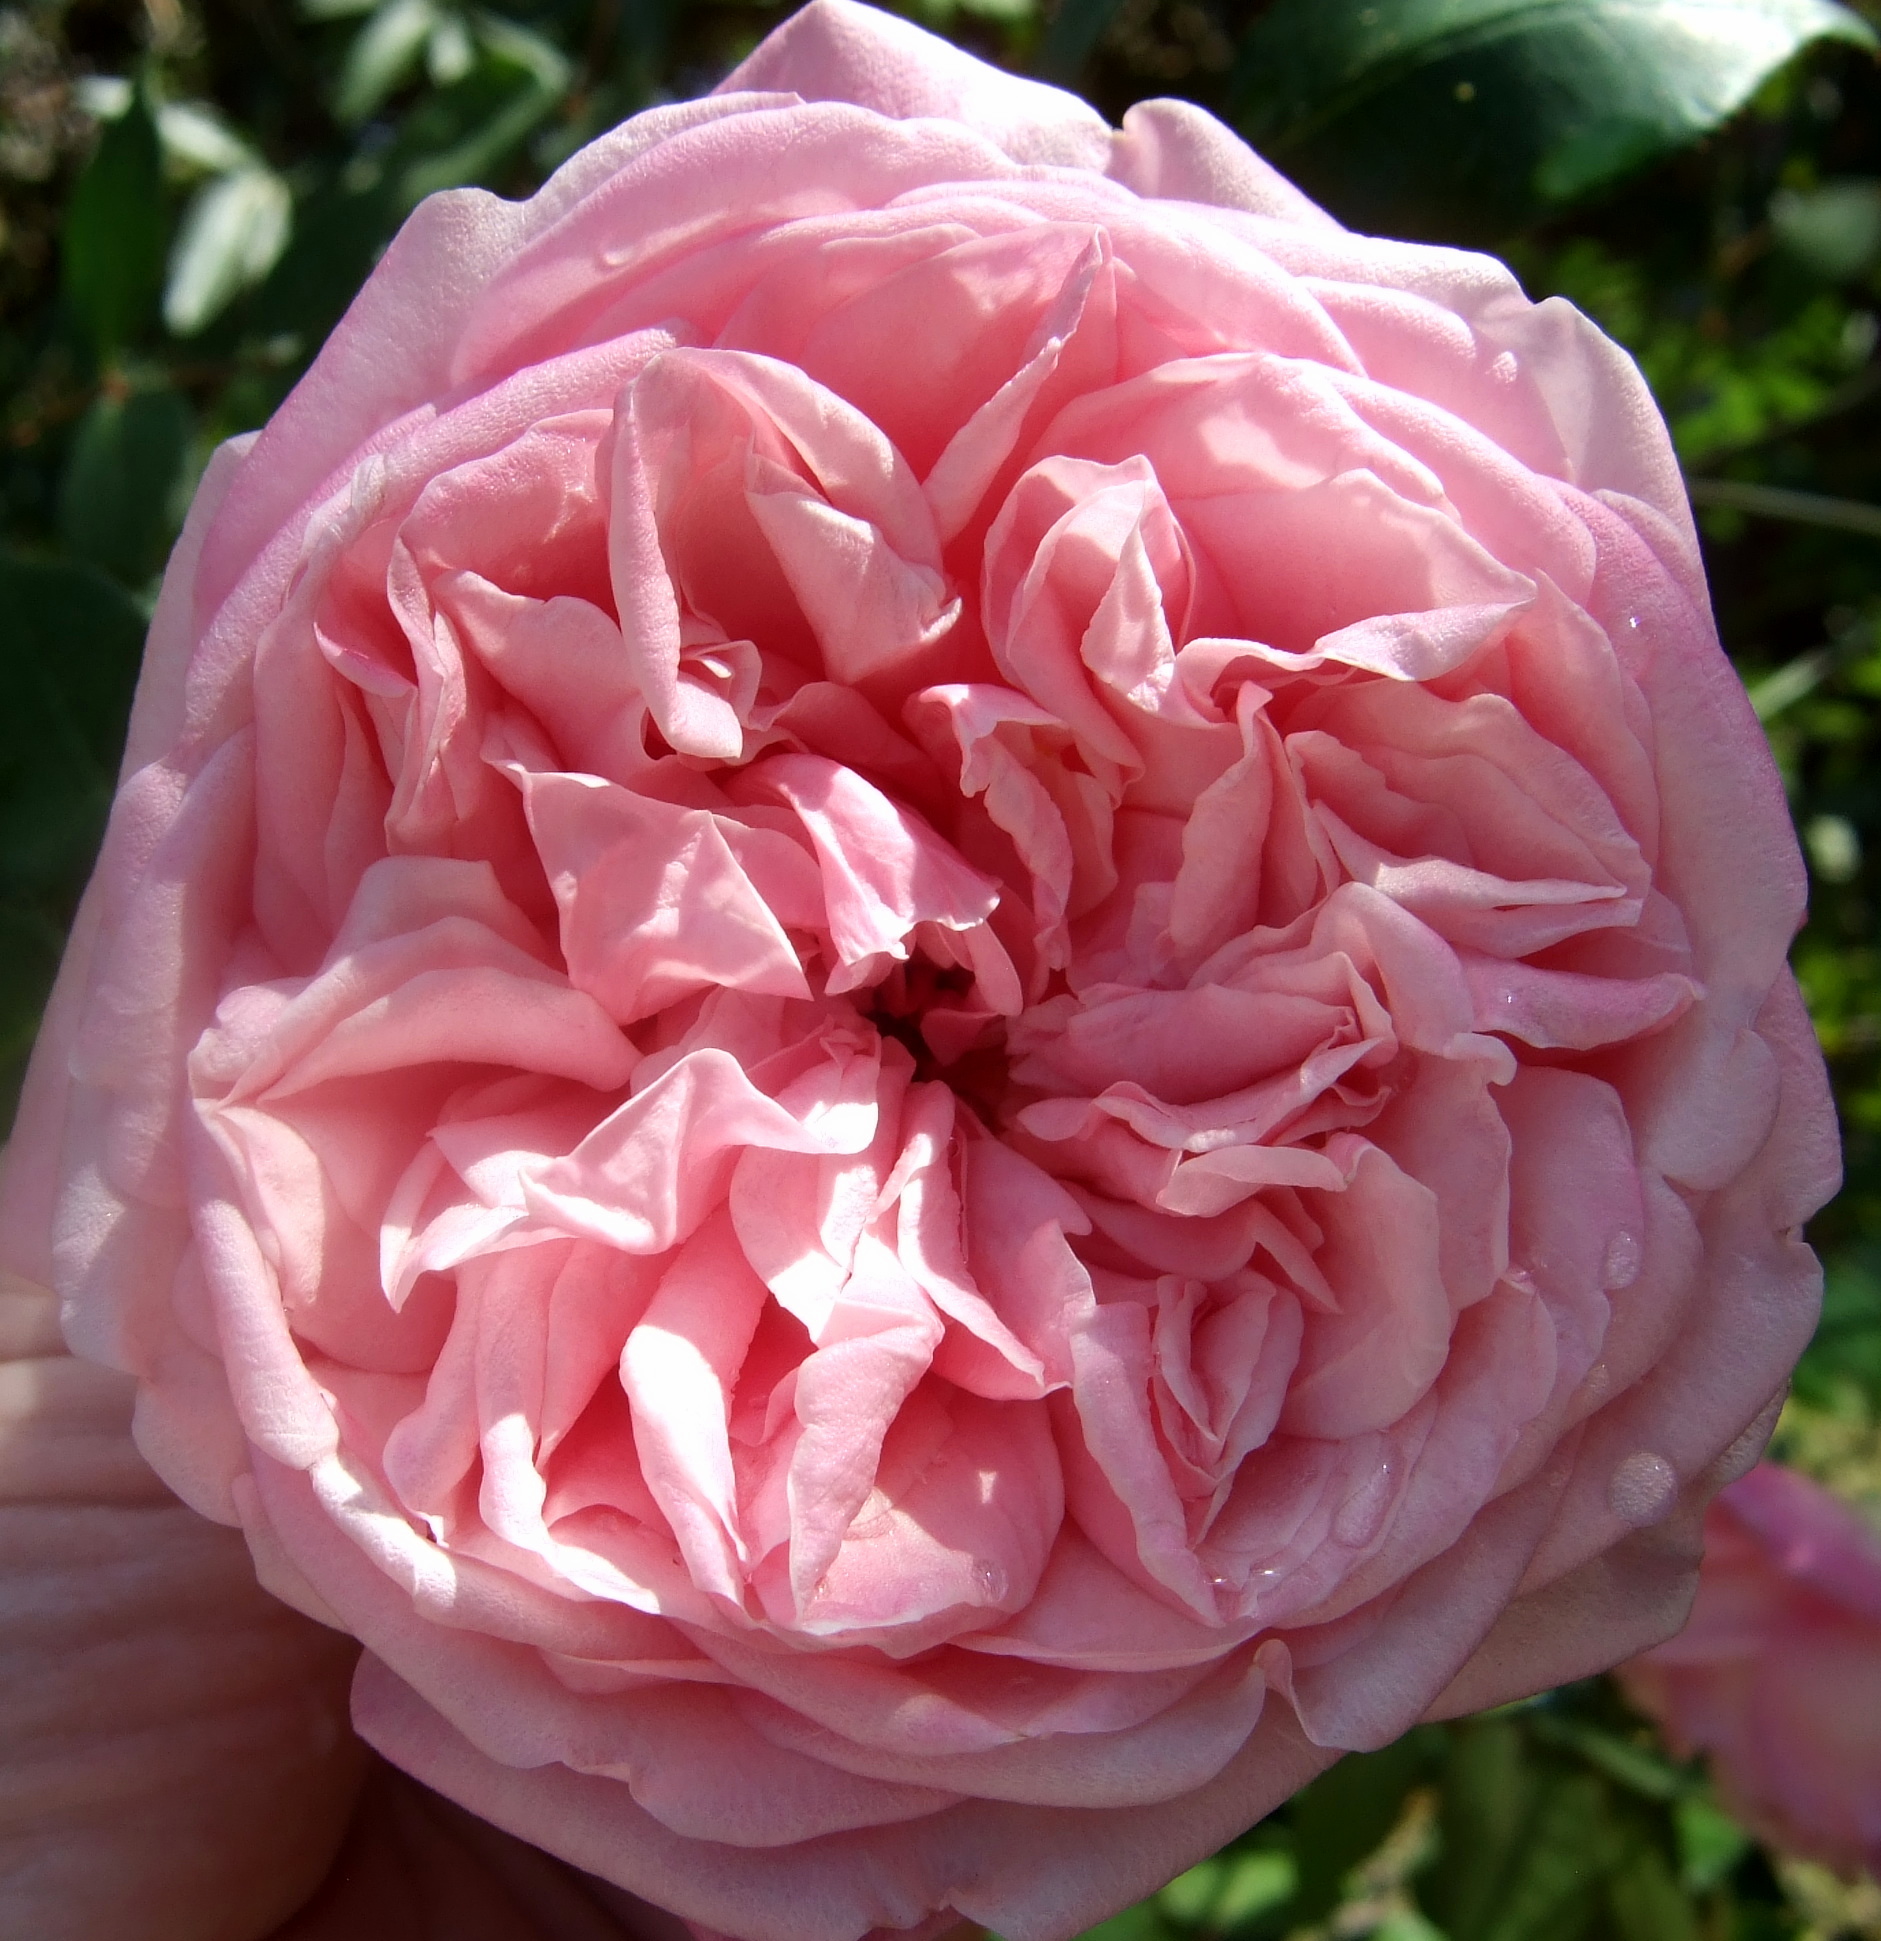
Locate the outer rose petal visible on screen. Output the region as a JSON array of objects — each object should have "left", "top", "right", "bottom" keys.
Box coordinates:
[
  {"left": 723, "top": 0, "right": 1113, "bottom": 171},
  {"left": 1619, "top": 1463, "right": 1881, "bottom": 1880},
  {"left": 0, "top": 5, "right": 1838, "bottom": 1939}
]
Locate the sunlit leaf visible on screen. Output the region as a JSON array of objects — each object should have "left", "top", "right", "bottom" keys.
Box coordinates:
[
  {"left": 72, "top": 74, "right": 134, "bottom": 119},
  {"left": 1210, "top": 1851, "right": 1297, "bottom": 1930},
  {"left": 1234, "top": 0, "right": 1880, "bottom": 240},
  {"left": 1373, "top": 1913, "right": 1449, "bottom": 1941},
  {"left": 1773, "top": 179, "right": 1881, "bottom": 281},
  {"left": 1156, "top": 1847, "right": 1297, "bottom": 1932},
  {"left": 427, "top": 12, "right": 476, "bottom": 85},
  {"left": 335, "top": 0, "right": 442, "bottom": 123},
  {"left": 1674, "top": 1796, "right": 1752, "bottom": 1894},
  {"left": 1072, "top": 1903, "right": 1170, "bottom": 1941},
  {"left": 394, "top": 14, "right": 571, "bottom": 203},
  {"left": 155, "top": 100, "right": 255, "bottom": 178},
  {"left": 164, "top": 166, "right": 294, "bottom": 334},
  {"left": 1156, "top": 1859, "right": 1229, "bottom": 1926}
]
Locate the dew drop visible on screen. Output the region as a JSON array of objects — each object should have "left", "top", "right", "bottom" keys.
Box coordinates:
[
  {"left": 971, "top": 1559, "right": 1008, "bottom": 1604},
  {"left": 811, "top": 1575, "right": 834, "bottom": 1603},
  {"left": 1602, "top": 1230, "right": 1642, "bottom": 1291},
  {"left": 1608, "top": 1451, "right": 1678, "bottom": 1528},
  {"left": 1488, "top": 350, "right": 1519, "bottom": 385}
]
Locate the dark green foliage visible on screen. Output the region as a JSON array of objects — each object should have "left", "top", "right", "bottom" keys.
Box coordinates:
[
  {"left": 1033, "top": 1686, "right": 1820, "bottom": 1941},
  {"left": 1232, "top": 0, "right": 1877, "bottom": 241},
  {"left": 1286, "top": 1732, "right": 1436, "bottom": 1928},
  {"left": 60, "top": 84, "right": 168, "bottom": 355},
  {"left": 57, "top": 380, "right": 193, "bottom": 581},
  {"left": 0, "top": 551, "right": 147, "bottom": 1114}
]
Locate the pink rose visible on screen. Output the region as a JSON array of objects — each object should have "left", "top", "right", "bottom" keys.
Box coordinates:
[
  {"left": 0, "top": 4, "right": 1839, "bottom": 1935},
  {"left": 1621, "top": 1462, "right": 1881, "bottom": 1880}
]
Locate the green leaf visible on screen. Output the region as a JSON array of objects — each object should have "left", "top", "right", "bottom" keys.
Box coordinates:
[
  {"left": 1528, "top": 1712, "right": 1690, "bottom": 1801},
  {"left": 1419, "top": 1719, "right": 1538, "bottom": 1941},
  {"left": 1157, "top": 1849, "right": 1298, "bottom": 1933},
  {"left": 57, "top": 382, "right": 194, "bottom": 587},
  {"left": 1210, "top": 1851, "right": 1298, "bottom": 1931},
  {"left": 1772, "top": 179, "right": 1881, "bottom": 282},
  {"left": 1072, "top": 1903, "right": 1171, "bottom": 1941},
  {"left": 1157, "top": 1859, "right": 1230, "bottom": 1926},
  {"left": 62, "top": 86, "right": 168, "bottom": 354},
  {"left": 1234, "top": 0, "right": 1880, "bottom": 241},
  {"left": 1287, "top": 1735, "right": 1431, "bottom": 1925},
  {"left": 0, "top": 552, "right": 148, "bottom": 1130},
  {"left": 393, "top": 15, "right": 571, "bottom": 204},
  {"left": 1475, "top": 1772, "right": 1620, "bottom": 1941},
  {"left": 1794, "top": 1248, "right": 1881, "bottom": 1408},
  {"left": 1039, "top": 0, "right": 1123, "bottom": 81},
  {"left": 0, "top": 906, "right": 72, "bottom": 1135},
  {"left": 164, "top": 166, "right": 294, "bottom": 335},
  {"left": 335, "top": 0, "right": 442, "bottom": 123},
  {"left": 246, "top": 173, "right": 397, "bottom": 350},
  {"left": 1373, "top": 1914, "right": 1449, "bottom": 1941},
  {"left": 0, "top": 552, "right": 147, "bottom": 862},
  {"left": 1607, "top": 1839, "right": 1699, "bottom": 1941},
  {"left": 427, "top": 11, "right": 476, "bottom": 85},
  {"left": 154, "top": 100, "right": 256, "bottom": 179},
  {"left": 1673, "top": 1796, "right": 1752, "bottom": 1894}
]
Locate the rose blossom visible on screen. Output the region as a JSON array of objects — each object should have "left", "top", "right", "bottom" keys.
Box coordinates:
[
  {"left": 1621, "top": 1462, "right": 1881, "bottom": 1880},
  {"left": 0, "top": 4, "right": 1839, "bottom": 1935}
]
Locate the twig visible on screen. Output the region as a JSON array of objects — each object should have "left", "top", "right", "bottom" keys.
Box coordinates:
[{"left": 1686, "top": 476, "right": 1881, "bottom": 540}]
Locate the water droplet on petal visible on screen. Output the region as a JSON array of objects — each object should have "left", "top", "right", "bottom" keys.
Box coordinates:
[
  {"left": 811, "top": 1576, "right": 834, "bottom": 1603},
  {"left": 1602, "top": 1230, "right": 1641, "bottom": 1291},
  {"left": 971, "top": 1559, "right": 1008, "bottom": 1604},
  {"left": 1608, "top": 1451, "right": 1678, "bottom": 1528}
]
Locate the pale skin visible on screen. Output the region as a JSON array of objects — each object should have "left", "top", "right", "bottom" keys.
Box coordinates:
[{"left": 0, "top": 1267, "right": 709, "bottom": 1941}]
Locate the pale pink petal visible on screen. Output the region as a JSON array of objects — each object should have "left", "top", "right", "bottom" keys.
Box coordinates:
[{"left": 720, "top": 0, "right": 1112, "bottom": 173}]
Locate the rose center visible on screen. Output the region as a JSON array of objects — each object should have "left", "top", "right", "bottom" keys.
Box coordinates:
[{"left": 860, "top": 959, "right": 1014, "bottom": 1124}]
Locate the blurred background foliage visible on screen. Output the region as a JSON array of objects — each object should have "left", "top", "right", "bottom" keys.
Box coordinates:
[{"left": 4, "top": 0, "right": 1881, "bottom": 1933}]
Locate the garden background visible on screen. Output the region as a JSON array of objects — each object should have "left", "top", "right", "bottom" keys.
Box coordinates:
[{"left": 5, "top": 0, "right": 1881, "bottom": 1932}]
